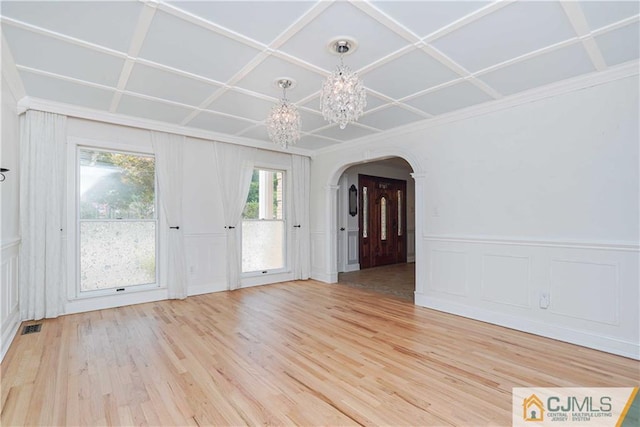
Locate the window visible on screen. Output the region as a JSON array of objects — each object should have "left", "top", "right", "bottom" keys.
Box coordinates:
[
  {"left": 242, "top": 169, "right": 285, "bottom": 273},
  {"left": 78, "top": 148, "right": 157, "bottom": 292}
]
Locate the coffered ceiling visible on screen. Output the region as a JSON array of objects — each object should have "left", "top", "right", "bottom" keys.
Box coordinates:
[{"left": 1, "top": 1, "right": 638, "bottom": 153}]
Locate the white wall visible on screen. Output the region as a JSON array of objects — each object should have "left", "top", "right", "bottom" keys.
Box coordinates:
[
  {"left": 1, "top": 74, "right": 21, "bottom": 360},
  {"left": 337, "top": 161, "right": 416, "bottom": 272},
  {"left": 310, "top": 75, "right": 639, "bottom": 359}
]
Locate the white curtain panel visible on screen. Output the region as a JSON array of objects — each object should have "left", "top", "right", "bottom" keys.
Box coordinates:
[
  {"left": 291, "top": 155, "right": 311, "bottom": 280},
  {"left": 151, "top": 131, "right": 187, "bottom": 299},
  {"left": 214, "top": 142, "right": 256, "bottom": 290},
  {"left": 19, "top": 110, "right": 67, "bottom": 320}
]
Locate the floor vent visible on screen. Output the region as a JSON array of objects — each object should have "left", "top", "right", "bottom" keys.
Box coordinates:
[{"left": 22, "top": 324, "right": 42, "bottom": 335}]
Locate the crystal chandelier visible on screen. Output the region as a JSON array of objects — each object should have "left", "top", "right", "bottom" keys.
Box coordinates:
[
  {"left": 320, "top": 39, "right": 366, "bottom": 129},
  {"left": 266, "top": 79, "right": 301, "bottom": 148}
]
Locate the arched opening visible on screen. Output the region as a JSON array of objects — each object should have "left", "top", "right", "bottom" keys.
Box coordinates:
[{"left": 332, "top": 156, "right": 417, "bottom": 302}]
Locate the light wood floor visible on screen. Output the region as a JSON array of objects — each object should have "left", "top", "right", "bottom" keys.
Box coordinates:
[{"left": 1, "top": 280, "right": 638, "bottom": 426}]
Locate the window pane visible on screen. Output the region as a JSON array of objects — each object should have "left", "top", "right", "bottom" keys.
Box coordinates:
[
  {"left": 242, "top": 220, "right": 284, "bottom": 272},
  {"left": 80, "top": 221, "right": 156, "bottom": 291},
  {"left": 243, "top": 170, "right": 283, "bottom": 219},
  {"left": 398, "top": 190, "right": 402, "bottom": 237},
  {"left": 80, "top": 149, "right": 155, "bottom": 219},
  {"left": 381, "top": 196, "right": 387, "bottom": 241},
  {"left": 362, "top": 186, "right": 368, "bottom": 238}
]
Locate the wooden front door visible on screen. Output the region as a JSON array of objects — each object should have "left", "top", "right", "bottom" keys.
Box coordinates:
[{"left": 359, "top": 174, "right": 407, "bottom": 269}]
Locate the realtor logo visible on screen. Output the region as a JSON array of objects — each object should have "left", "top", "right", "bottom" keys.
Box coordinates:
[
  {"left": 523, "top": 394, "right": 544, "bottom": 421},
  {"left": 513, "top": 387, "right": 639, "bottom": 426}
]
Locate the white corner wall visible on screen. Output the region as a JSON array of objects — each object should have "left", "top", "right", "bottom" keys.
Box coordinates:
[
  {"left": 310, "top": 75, "right": 639, "bottom": 359},
  {"left": 1, "top": 74, "right": 22, "bottom": 360}
]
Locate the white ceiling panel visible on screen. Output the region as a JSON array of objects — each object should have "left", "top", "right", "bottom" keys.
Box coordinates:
[
  {"left": 117, "top": 95, "right": 194, "bottom": 124},
  {"left": 138, "top": 10, "right": 261, "bottom": 82},
  {"left": 206, "top": 90, "right": 274, "bottom": 122},
  {"left": 580, "top": 1, "right": 640, "bottom": 32},
  {"left": 432, "top": 1, "right": 576, "bottom": 72},
  {"left": 362, "top": 48, "right": 460, "bottom": 99},
  {"left": 126, "top": 63, "right": 220, "bottom": 106},
  {"left": 188, "top": 111, "right": 255, "bottom": 135},
  {"left": 1, "top": 1, "right": 143, "bottom": 53},
  {"left": 278, "top": 1, "right": 410, "bottom": 71},
  {"left": 361, "top": 92, "right": 391, "bottom": 112},
  {"left": 299, "top": 109, "right": 328, "bottom": 132},
  {"left": 405, "top": 81, "right": 494, "bottom": 115},
  {"left": 235, "top": 55, "right": 324, "bottom": 102},
  {"left": 371, "top": 1, "right": 490, "bottom": 38},
  {"left": 301, "top": 94, "right": 321, "bottom": 112},
  {"left": 595, "top": 22, "right": 640, "bottom": 67},
  {"left": 297, "top": 134, "right": 341, "bottom": 150},
  {"left": 238, "top": 124, "right": 270, "bottom": 140},
  {"left": 478, "top": 43, "right": 595, "bottom": 96},
  {"left": 20, "top": 70, "right": 114, "bottom": 111},
  {"left": 2, "top": 25, "right": 124, "bottom": 87},
  {"left": 314, "top": 124, "right": 378, "bottom": 141},
  {"left": 358, "top": 105, "right": 426, "bottom": 130},
  {"left": 166, "top": 1, "right": 315, "bottom": 45}
]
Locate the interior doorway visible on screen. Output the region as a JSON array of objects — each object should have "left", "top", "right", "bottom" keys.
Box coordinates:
[{"left": 336, "top": 157, "right": 415, "bottom": 302}]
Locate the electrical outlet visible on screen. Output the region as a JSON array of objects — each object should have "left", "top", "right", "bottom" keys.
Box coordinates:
[{"left": 539, "top": 292, "right": 550, "bottom": 309}]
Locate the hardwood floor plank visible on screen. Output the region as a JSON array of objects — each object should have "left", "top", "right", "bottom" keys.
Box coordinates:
[{"left": 2, "top": 280, "right": 638, "bottom": 426}]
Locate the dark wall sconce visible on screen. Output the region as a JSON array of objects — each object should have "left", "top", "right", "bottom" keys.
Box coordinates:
[
  {"left": 0, "top": 168, "right": 9, "bottom": 182},
  {"left": 349, "top": 184, "right": 358, "bottom": 216}
]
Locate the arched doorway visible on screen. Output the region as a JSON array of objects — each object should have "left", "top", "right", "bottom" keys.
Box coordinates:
[{"left": 333, "top": 156, "right": 417, "bottom": 301}]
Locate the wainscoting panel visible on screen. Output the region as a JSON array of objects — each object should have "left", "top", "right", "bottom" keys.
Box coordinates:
[
  {"left": 416, "top": 235, "right": 639, "bottom": 359},
  {"left": 429, "top": 249, "right": 468, "bottom": 296},
  {"left": 549, "top": 259, "right": 619, "bottom": 325},
  {"left": 184, "top": 233, "right": 228, "bottom": 295},
  {"left": 481, "top": 254, "right": 531, "bottom": 308},
  {"left": 1, "top": 239, "right": 21, "bottom": 361}
]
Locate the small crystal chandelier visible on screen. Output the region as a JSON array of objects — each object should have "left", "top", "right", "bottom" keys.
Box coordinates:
[
  {"left": 266, "top": 78, "right": 301, "bottom": 148},
  {"left": 320, "top": 39, "right": 366, "bottom": 129}
]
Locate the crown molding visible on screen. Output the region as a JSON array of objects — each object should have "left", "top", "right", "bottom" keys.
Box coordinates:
[
  {"left": 315, "top": 60, "right": 639, "bottom": 156},
  {"left": 17, "top": 96, "right": 314, "bottom": 157}
]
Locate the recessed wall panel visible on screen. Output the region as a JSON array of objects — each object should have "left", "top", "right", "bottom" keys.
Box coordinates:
[
  {"left": 550, "top": 260, "right": 619, "bottom": 325},
  {"left": 481, "top": 254, "right": 530, "bottom": 308},
  {"left": 429, "top": 249, "right": 468, "bottom": 296}
]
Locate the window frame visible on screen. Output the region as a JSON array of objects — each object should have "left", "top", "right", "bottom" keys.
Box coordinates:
[
  {"left": 67, "top": 137, "right": 161, "bottom": 300},
  {"left": 241, "top": 165, "right": 291, "bottom": 278}
]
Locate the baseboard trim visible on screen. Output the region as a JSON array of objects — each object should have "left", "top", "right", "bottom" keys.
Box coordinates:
[
  {"left": 414, "top": 293, "right": 639, "bottom": 360},
  {"left": 311, "top": 270, "right": 338, "bottom": 284},
  {"left": 344, "top": 263, "right": 360, "bottom": 273},
  {"left": 188, "top": 282, "right": 227, "bottom": 296},
  {"left": 1, "top": 309, "right": 21, "bottom": 362}
]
